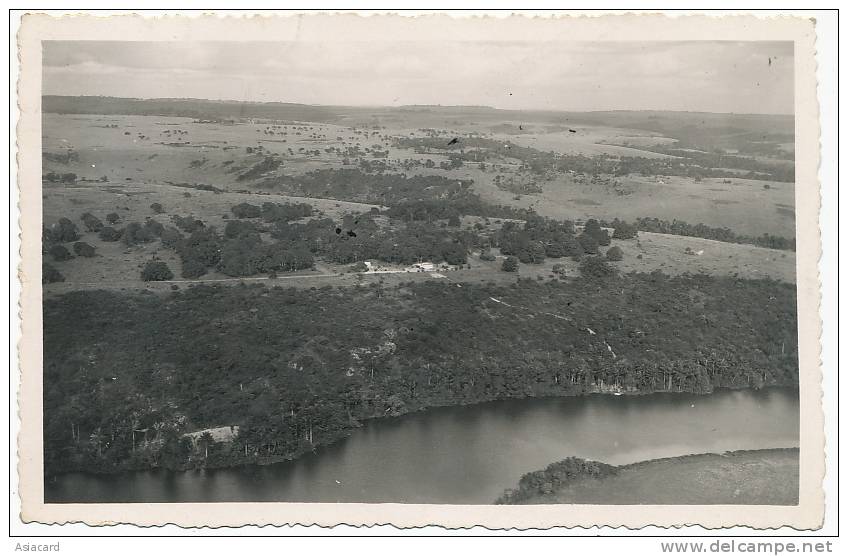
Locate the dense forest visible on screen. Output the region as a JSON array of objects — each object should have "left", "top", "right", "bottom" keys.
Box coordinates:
[{"left": 43, "top": 272, "right": 798, "bottom": 476}]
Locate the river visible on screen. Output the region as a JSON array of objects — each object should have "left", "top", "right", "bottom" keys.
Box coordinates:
[{"left": 45, "top": 388, "right": 799, "bottom": 504}]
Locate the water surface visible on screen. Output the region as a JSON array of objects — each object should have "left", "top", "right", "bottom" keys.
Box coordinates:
[{"left": 45, "top": 388, "right": 799, "bottom": 504}]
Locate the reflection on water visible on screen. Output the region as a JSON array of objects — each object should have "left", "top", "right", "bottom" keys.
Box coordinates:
[{"left": 46, "top": 388, "right": 799, "bottom": 504}]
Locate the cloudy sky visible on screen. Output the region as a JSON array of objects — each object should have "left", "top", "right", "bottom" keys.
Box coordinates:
[{"left": 42, "top": 41, "right": 794, "bottom": 114}]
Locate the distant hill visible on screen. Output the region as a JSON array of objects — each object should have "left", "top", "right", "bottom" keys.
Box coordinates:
[{"left": 42, "top": 95, "right": 793, "bottom": 155}]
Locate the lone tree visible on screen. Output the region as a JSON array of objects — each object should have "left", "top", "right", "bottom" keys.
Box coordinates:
[
  {"left": 48, "top": 244, "right": 73, "bottom": 262},
  {"left": 502, "top": 256, "right": 519, "bottom": 272},
  {"left": 605, "top": 246, "right": 624, "bottom": 261},
  {"left": 150, "top": 202, "right": 165, "bottom": 214},
  {"left": 105, "top": 212, "right": 121, "bottom": 225},
  {"left": 579, "top": 255, "right": 617, "bottom": 280},
  {"left": 141, "top": 260, "right": 174, "bottom": 282},
  {"left": 42, "top": 263, "right": 65, "bottom": 284},
  {"left": 73, "top": 241, "right": 96, "bottom": 258}
]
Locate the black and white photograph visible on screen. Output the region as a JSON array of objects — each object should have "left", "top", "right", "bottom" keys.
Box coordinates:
[{"left": 13, "top": 11, "right": 830, "bottom": 532}]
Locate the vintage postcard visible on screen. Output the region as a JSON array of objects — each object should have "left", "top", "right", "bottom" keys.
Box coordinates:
[{"left": 16, "top": 12, "right": 824, "bottom": 529}]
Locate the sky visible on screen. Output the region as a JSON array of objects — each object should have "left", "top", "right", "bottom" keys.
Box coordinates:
[{"left": 42, "top": 41, "right": 794, "bottom": 114}]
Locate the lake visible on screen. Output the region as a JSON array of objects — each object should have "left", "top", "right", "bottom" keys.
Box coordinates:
[{"left": 45, "top": 388, "right": 799, "bottom": 504}]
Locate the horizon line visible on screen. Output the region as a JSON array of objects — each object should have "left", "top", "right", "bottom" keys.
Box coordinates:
[{"left": 41, "top": 94, "right": 794, "bottom": 118}]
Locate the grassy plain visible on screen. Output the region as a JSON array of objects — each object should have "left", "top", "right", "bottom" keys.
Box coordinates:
[{"left": 514, "top": 448, "right": 799, "bottom": 505}]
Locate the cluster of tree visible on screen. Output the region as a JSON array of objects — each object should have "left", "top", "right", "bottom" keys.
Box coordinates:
[
  {"left": 496, "top": 217, "right": 615, "bottom": 264},
  {"left": 236, "top": 155, "right": 282, "bottom": 181},
  {"left": 43, "top": 272, "right": 798, "bottom": 475},
  {"left": 496, "top": 457, "right": 618, "bottom": 504},
  {"left": 123, "top": 220, "right": 165, "bottom": 246},
  {"left": 394, "top": 136, "right": 794, "bottom": 182},
  {"left": 599, "top": 217, "right": 795, "bottom": 251},
  {"left": 43, "top": 172, "right": 78, "bottom": 183}
]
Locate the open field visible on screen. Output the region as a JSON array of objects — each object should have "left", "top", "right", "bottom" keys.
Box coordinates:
[
  {"left": 41, "top": 178, "right": 795, "bottom": 297},
  {"left": 510, "top": 448, "right": 799, "bottom": 505},
  {"left": 43, "top": 110, "right": 796, "bottom": 239},
  {"left": 40, "top": 105, "right": 797, "bottom": 293}
]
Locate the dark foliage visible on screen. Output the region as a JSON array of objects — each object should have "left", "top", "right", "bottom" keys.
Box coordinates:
[
  {"left": 502, "top": 256, "right": 519, "bottom": 272},
  {"left": 42, "top": 275, "right": 799, "bottom": 474},
  {"left": 579, "top": 256, "right": 617, "bottom": 279},
  {"left": 171, "top": 214, "right": 206, "bottom": 234},
  {"left": 81, "top": 213, "right": 104, "bottom": 233},
  {"left": 46, "top": 218, "right": 80, "bottom": 243},
  {"left": 231, "top": 203, "right": 262, "bottom": 219},
  {"left": 140, "top": 260, "right": 175, "bottom": 282},
  {"left": 48, "top": 244, "right": 73, "bottom": 262},
  {"left": 605, "top": 246, "right": 624, "bottom": 261},
  {"left": 98, "top": 226, "right": 123, "bottom": 242},
  {"left": 42, "top": 263, "right": 65, "bottom": 284},
  {"left": 73, "top": 242, "right": 96, "bottom": 258},
  {"left": 496, "top": 457, "right": 617, "bottom": 504}
]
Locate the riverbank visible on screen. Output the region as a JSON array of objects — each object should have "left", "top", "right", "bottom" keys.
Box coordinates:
[
  {"left": 497, "top": 448, "right": 799, "bottom": 505},
  {"left": 43, "top": 276, "right": 799, "bottom": 476}
]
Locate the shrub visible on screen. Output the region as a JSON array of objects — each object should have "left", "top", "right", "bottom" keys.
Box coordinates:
[
  {"left": 98, "top": 226, "right": 122, "bottom": 242},
  {"left": 160, "top": 227, "right": 184, "bottom": 249},
  {"left": 224, "top": 219, "right": 260, "bottom": 240},
  {"left": 150, "top": 202, "right": 164, "bottom": 214},
  {"left": 143, "top": 219, "right": 165, "bottom": 237},
  {"left": 479, "top": 249, "right": 496, "bottom": 262},
  {"left": 577, "top": 232, "right": 598, "bottom": 254},
  {"left": 502, "top": 256, "right": 519, "bottom": 272},
  {"left": 563, "top": 235, "right": 583, "bottom": 259},
  {"left": 171, "top": 214, "right": 205, "bottom": 233},
  {"left": 552, "top": 263, "right": 567, "bottom": 275},
  {"left": 141, "top": 260, "right": 174, "bottom": 281},
  {"left": 544, "top": 241, "right": 566, "bottom": 258},
  {"left": 73, "top": 242, "right": 96, "bottom": 258},
  {"left": 122, "top": 222, "right": 155, "bottom": 246},
  {"left": 612, "top": 222, "right": 638, "bottom": 240},
  {"left": 49, "top": 218, "right": 80, "bottom": 243},
  {"left": 80, "top": 213, "right": 103, "bottom": 232},
  {"left": 42, "top": 263, "right": 65, "bottom": 284},
  {"left": 181, "top": 258, "right": 208, "bottom": 279},
  {"left": 231, "top": 203, "right": 262, "bottom": 219},
  {"left": 350, "top": 261, "right": 368, "bottom": 273},
  {"left": 579, "top": 255, "right": 617, "bottom": 279},
  {"left": 48, "top": 244, "right": 73, "bottom": 261},
  {"left": 585, "top": 218, "right": 611, "bottom": 246},
  {"left": 594, "top": 229, "right": 611, "bottom": 246},
  {"left": 105, "top": 212, "right": 120, "bottom": 225},
  {"left": 605, "top": 246, "right": 624, "bottom": 261}
]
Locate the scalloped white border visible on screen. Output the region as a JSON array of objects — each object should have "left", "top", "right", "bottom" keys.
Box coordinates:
[{"left": 14, "top": 11, "right": 824, "bottom": 529}]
